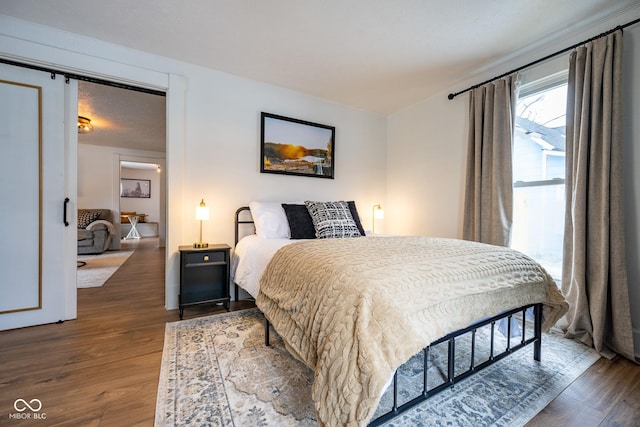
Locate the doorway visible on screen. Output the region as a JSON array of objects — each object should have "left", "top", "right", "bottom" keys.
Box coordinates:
[
  {"left": 76, "top": 80, "right": 166, "bottom": 294},
  {"left": 119, "top": 160, "right": 166, "bottom": 247}
]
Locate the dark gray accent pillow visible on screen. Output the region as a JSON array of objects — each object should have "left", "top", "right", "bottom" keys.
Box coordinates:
[
  {"left": 305, "top": 201, "right": 362, "bottom": 238},
  {"left": 347, "top": 201, "right": 366, "bottom": 236},
  {"left": 282, "top": 204, "right": 316, "bottom": 239}
]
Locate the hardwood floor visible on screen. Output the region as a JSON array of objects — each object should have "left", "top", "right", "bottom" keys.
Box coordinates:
[
  {"left": 526, "top": 355, "right": 640, "bottom": 427},
  {"left": 0, "top": 238, "right": 638, "bottom": 426},
  {"left": 0, "top": 238, "right": 253, "bottom": 426}
]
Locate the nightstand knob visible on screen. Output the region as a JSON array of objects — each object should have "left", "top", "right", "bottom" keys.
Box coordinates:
[{"left": 203, "top": 255, "right": 209, "bottom": 261}]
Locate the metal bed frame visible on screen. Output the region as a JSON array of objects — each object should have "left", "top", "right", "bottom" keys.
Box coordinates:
[{"left": 233, "top": 207, "right": 543, "bottom": 426}]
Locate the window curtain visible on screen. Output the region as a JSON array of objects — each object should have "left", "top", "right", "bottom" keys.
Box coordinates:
[
  {"left": 463, "top": 74, "right": 519, "bottom": 246},
  {"left": 562, "top": 29, "right": 635, "bottom": 360}
]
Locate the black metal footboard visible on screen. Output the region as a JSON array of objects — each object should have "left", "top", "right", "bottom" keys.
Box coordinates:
[
  {"left": 368, "top": 302, "right": 543, "bottom": 426},
  {"left": 263, "top": 302, "right": 543, "bottom": 426}
]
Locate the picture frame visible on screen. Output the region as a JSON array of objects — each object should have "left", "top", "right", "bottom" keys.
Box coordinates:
[
  {"left": 260, "top": 112, "right": 335, "bottom": 179},
  {"left": 120, "top": 178, "right": 151, "bottom": 198}
]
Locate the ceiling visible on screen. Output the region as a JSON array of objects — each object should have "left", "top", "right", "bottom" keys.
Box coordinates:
[
  {"left": 78, "top": 81, "right": 166, "bottom": 152},
  {"left": 1, "top": 0, "right": 638, "bottom": 151}
]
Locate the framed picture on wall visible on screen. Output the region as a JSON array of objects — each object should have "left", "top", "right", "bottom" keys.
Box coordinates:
[
  {"left": 120, "top": 178, "right": 151, "bottom": 198},
  {"left": 260, "top": 112, "right": 335, "bottom": 179}
]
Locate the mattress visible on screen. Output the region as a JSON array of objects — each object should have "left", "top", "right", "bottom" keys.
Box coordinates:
[{"left": 231, "top": 234, "right": 295, "bottom": 298}]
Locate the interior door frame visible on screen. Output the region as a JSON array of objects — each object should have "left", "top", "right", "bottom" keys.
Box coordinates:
[{"left": 64, "top": 78, "right": 79, "bottom": 320}]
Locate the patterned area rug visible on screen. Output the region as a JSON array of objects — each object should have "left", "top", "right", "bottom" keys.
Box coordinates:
[
  {"left": 155, "top": 308, "right": 599, "bottom": 427},
  {"left": 77, "top": 250, "right": 133, "bottom": 288}
]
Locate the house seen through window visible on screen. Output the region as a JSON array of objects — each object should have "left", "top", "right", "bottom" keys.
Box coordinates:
[{"left": 511, "top": 79, "right": 567, "bottom": 281}]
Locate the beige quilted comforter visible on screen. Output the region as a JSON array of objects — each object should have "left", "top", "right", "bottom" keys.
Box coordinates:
[{"left": 256, "top": 236, "right": 568, "bottom": 427}]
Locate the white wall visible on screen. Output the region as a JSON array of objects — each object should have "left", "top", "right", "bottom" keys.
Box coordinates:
[
  {"left": 387, "top": 11, "right": 640, "bottom": 357},
  {"left": 77, "top": 144, "right": 121, "bottom": 210},
  {"left": 386, "top": 92, "right": 466, "bottom": 238},
  {"left": 183, "top": 65, "right": 388, "bottom": 244}
]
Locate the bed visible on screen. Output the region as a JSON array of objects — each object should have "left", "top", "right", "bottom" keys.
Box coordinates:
[{"left": 231, "top": 202, "right": 568, "bottom": 427}]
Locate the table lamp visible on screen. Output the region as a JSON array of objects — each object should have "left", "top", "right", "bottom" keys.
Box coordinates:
[
  {"left": 194, "top": 199, "right": 209, "bottom": 248},
  {"left": 372, "top": 204, "right": 384, "bottom": 235}
]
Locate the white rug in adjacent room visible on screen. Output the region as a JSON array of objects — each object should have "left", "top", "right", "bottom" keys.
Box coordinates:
[{"left": 77, "top": 250, "right": 134, "bottom": 288}]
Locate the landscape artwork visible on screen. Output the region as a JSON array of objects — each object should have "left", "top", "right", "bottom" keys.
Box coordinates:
[
  {"left": 260, "top": 112, "right": 335, "bottom": 179},
  {"left": 120, "top": 178, "right": 151, "bottom": 198}
]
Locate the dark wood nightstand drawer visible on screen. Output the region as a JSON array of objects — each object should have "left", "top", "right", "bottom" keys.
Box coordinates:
[{"left": 184, "top": 251, "right": 226, "bottom": 265}]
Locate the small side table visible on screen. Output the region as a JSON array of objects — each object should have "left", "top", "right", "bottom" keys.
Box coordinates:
[
  {"left": 124, "top": 215, "right": 141, "bottom": 239},
  {"left": 178, "top": 244, "right": 231, "bottom": 319}
]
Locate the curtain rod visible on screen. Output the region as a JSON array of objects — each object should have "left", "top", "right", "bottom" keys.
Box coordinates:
[
  {"left": 447, "top": 16, "right": 640, "bottom": 100},
  {"left": 0, "top": 56, "right": 166, "bottom": 97}
]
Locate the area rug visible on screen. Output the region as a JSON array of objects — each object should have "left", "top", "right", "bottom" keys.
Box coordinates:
[
  {"left": 155, "top": 308, "right": 599, "bottom": 427},
  {"left": 77, "top": 250, "right": 133, "bottom": 288}
]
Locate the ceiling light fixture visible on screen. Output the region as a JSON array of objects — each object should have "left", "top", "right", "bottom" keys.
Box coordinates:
[{"left": 77, "top": 116, "right": 94, "bottom": 134}]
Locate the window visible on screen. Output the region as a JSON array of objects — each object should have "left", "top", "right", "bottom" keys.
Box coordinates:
[{"left": 511, "top": 78, "right": 567, "bottom": 281}]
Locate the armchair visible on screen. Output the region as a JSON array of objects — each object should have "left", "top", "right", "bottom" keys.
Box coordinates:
[{"left": 78, "top": 209, "right": 116, "bottom": 255}]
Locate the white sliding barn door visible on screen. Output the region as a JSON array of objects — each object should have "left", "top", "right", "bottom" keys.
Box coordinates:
[{"left": 0, "top": 63, "right": 77, "bottom": 330}]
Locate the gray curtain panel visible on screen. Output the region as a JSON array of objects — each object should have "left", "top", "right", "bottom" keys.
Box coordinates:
[
  {"left": 562, "top": 30, "right": 635, "bottom": 361},
  {"left": 463, "top": 74, "right": 519, "bottom": 247}
]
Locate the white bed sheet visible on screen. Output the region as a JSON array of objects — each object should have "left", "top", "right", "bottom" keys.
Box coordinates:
[{"left": 231, "top": 235, "right": 296, "bottom": 298}]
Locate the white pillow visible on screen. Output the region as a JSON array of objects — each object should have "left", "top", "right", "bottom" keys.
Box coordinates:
[{"left": 248, "top": 201, "right": 290, "bottom": 239}]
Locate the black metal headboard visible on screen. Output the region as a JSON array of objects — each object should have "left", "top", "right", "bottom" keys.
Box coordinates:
[
  {"left": 233, "top": 206, "right": 255, "bottom": 301},
  {"left": 234, "top": 206, "right": 255, "bottom": 246}
]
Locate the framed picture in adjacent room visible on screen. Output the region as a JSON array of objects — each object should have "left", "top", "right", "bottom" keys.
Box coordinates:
[
  {"left": 120, "top": 178, "right": 151, "bottom": 198},
  {"left": 260, "top": 112, "right": 335, "bottom": 179}
]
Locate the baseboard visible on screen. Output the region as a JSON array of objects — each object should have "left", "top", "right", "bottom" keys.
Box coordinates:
[
  {"left": 634, "top": 328, "right": 640, "bottom": 359},
  {"left": 166, "top": 282, "right": 179, "bottom": 310}
]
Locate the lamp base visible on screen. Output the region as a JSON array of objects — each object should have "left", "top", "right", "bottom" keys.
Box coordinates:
[{"left": 193, "top": 242, "right": 209, "bottom": 248}]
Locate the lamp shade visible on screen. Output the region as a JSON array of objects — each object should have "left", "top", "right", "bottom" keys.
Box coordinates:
[
  {"left": 372, "top": 204, "right": 384, "bottom": 235},
  {"left": 194, "top": 199, "right": 210, "bottom": 248},
  {"left": 196, "top": 199, "right": 209, "bottom": 220}
]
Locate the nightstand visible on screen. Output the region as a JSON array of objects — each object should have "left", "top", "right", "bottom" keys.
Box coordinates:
[{"left": 178, "top": 244, "right": 231, "bottom": 319}]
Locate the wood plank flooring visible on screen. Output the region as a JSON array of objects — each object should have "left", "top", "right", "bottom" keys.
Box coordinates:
[
  {"left": 526, "top": 353, "right": 640, "bottom": 426},
  {"left": 0, "top": 238, "right": 638, "bottom": 426},
  {"left": 0, "top": 239, "right": 252, "bottom": 426}
]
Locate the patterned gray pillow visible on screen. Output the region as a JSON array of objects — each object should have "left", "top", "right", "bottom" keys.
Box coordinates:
[
  {"left": 304, "top": 201, "right": 362, "bottom": 238},
  {"left": 78, "top": 210, "right": 101, "bottom": 228}
]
